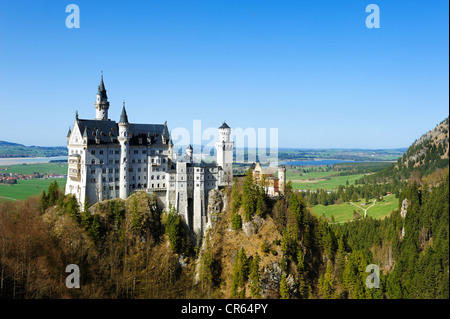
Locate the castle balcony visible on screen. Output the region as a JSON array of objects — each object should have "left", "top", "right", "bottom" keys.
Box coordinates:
[{"left": 68, "top": 154, "right": 81, "bottom": 181}]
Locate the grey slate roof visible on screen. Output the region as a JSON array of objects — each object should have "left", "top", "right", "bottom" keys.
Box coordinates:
[{"left": 76, "top": 119, "right": 166, "bottom": 146}]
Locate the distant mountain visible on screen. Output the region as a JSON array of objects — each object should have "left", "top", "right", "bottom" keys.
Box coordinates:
[{"left": 0, "top": 141, "right": 67, "bottom": 158}]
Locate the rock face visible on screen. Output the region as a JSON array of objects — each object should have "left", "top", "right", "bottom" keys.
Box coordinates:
[
  {"left": 260, "top": 262, "right": 296, "bottom": 298},
  {"left": 207, "top": 189, "right": 226, "bottom": 226},
  {"left": 400, "top": 198, "right": 409, "bottom": 240},
  {"left": 400, "top": 198, "right": 409, "bottom": 219},
  {"left": 242, "top": 215, "right": 264, "bottom": 237}
]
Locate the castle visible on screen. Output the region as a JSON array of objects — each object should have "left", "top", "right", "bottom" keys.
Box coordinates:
[{"left": 65, "top": 75, "right": 234, "bottom": 243}]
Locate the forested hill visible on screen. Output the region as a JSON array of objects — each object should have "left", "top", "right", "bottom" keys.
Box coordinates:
[
  {"left": 0, "top": 141, "right": 67, "bottom": 158},
  {"left": 361, "top": 117, "right": 449, "bottom": 183}
]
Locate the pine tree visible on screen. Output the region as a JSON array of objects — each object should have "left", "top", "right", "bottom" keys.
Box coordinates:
[
  {"left": 319, "top": 262, "right": 335, "bottom": 299},
  {"left": 38, "top": 190, "right": 48, "bottom": 213},
  {"left": 249, "top": 253, "right": 261, "bottom": 298},
  {"left": 279, "top": 274, "right": 289, "bottom": 299}
]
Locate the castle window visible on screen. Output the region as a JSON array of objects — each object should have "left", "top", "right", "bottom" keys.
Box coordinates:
[
  {"left": 99, "top": 150, "right": 104, "bottom": 155},
  {"left": 129, "top": 168, "right": 133, "bottom": 172},
  {"left": 132, "top": 160, "right": 135, "bottom": 163},
  {"left": 115, "top": 168, "right": 119, "bottom": 173},
  {"left": 90, "top": 178, "right": 95, "bottom": 182},
  {"left": 91, "top": 150, "right": 95, "bottom": 155},
  {"left": 109, "top": 168, "right": 113, "bottom": 173},
  {"left": 115, "top": 150, "right": 119, "bottom": 154},
  {"left": 138, "top": 159, "right": 141, "bottom": 163},
  {"left": 91, "top": 169, "right": 95, "bottom": 174},
  {"left": 163, "top": 183, "right": 165, "bottom": 187},
  {"left": 109, "top": 150, "right": 113, "bottom": 155},
  {"left": 151, "top": 175, "right": 154, "bottom": 180},
  {"left": 134, "top": 150, "right": 138, "bottom": 154},
  {"left": 138, "top": 168, "right": 141, "bottom": 172},
  {"left": 92, "top": 159, "right": 96, "bottom": 164},
  {"left": 109, "top": 159, "right": 113, "bottom": 164},
  {"left": 115, "top": 160, "right": 119, "bottom": 164},
  {"left": 142, "top": 150, "right": 146, "bottom": 154},
  {"left": 100, "top": 160, "right": 104, "bottom": 164},
  {"left": 102, "top": 177, "right": 106, "bottom": 182},
  {"left": 102, "top": 168, "right": 106, "bottom": 173}
]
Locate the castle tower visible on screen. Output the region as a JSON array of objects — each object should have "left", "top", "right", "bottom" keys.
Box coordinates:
[
  {"left": 215, "top": 122, "right": 234, "bottom": 184},
  {"left": 278, "top": 166, "right": 286, "bottom": 196},
  {"left": 118, "top": 103, "right": 130, "bottom": 200},
  {"left": 186, "top": 144, "right": 193, "bottom": 163},
  {"left": 95, "top": 74, "right": 110, "bottom": 121}
]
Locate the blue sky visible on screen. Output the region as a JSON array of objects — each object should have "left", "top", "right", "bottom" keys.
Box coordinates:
[{"left": 0, "top": 0, "right": 448, "bottom": 148}]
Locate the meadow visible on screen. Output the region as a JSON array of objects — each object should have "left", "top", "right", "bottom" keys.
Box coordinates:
[
  {"left": 311, "top": 194, "right": 398, "bottom": 223},
  {"left": 0, "top": 162, "right": 67, "bottom": 175}
]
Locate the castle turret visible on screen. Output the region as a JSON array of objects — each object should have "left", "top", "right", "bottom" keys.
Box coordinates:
[
  {"left": 215, "top": 122, "right": 234, "bottom": 184},
  {"left": 118, "top": 103, "right": 130, "bottom": 200},
  {"left": 95, "top": 74, "right": 110, "bottom": 121},
  {"left": 186, "top": 144, "right": 193, "bottom": 162},
  {"left": 278, "top": 166, "right": 286, "bottom": 196}
]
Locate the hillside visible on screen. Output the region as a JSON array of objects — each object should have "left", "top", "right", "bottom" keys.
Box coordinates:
[
  {"left": 0, "top": 165, "right": 448, "bottom": 299},
  {"left": 0, "top": 140, "right": 67, "bottom": 158},
  {"left": 360, "top": 117, "right": 449, "bottom": 184}
]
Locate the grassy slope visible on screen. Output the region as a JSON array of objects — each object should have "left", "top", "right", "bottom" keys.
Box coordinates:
[{"left": 0, "top": 178, "right": 66, "bottom": 201}]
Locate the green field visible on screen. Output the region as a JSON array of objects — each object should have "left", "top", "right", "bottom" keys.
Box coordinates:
[
  {"left": 0, "top": 178, "right": 66, "bottom": 201},
  {"left": 0, "top": 162, "right": 67, "bottom": 175},
  {"left": 287, "top": 169, "right": 368, "bottom": 191},
  {"left": 311, "top": 194, "right": 398, "bottom": 223}
]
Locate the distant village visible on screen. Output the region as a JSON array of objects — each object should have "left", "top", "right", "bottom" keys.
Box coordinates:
[{"left": 0, "top": 167, "right": 66, "bottom": 185}]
